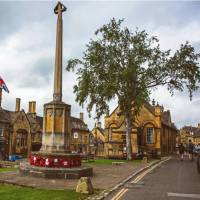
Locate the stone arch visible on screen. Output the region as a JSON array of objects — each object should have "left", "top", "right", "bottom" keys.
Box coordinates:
[
  {"left": 108, "top": 122, "right": 118, "bottom": 129},
  {"left": 141, "top": 121, "right": 157, "bottom": 129},
  {"left": 139, "top": 121, "right": 157, "bottom": 148},
  {"left": 15, "top": 129, "right": 28, "bottom": 154}
]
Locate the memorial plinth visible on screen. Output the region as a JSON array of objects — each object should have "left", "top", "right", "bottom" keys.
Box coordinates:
[{"left": 19, "top": 2, "right": 93, "bottom": 179}]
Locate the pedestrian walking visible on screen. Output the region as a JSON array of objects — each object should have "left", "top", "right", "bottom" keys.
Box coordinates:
[
  {"left": 179, "top": 143, "right": 185, "bottom": 161},
  {"left": 188, "top": 139, "right": 194, "bottom": 161}
]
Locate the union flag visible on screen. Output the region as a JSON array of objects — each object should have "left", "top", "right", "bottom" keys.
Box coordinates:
[{"left": 0, "top": 76, "right": 9, "bottom": 93}]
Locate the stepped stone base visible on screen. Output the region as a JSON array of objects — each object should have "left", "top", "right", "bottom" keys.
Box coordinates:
[{"left": 19, "top": 162, "right": 93, "bottom": 179}]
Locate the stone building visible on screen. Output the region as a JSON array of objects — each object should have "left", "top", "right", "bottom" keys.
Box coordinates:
[
  {"left": 0, "top": 95, "right": 43, "bottom": 159},
  {"left": 91, "top": 122, "right": 105, "bottom": 157},
  {"left": 92, "top": 101, "right": 178, "bottom": 159},
  {"left": 70, "top": 113, "right": 91, "bottom": 154},
  {"left": 0, "top": 89, "right": 92, "bottom": 159},
  {"left": 180, "top": 124, "right": 200, "bottom": 145}
]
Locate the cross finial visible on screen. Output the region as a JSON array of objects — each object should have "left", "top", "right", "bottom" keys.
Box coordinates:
[{"left": 54, "top": 2, "right": 66, "bottom": 15}]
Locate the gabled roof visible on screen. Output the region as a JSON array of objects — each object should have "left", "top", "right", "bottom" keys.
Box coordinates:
[
  {"left": 143, "top": 102, "right": 155, "bottom": 116},
  {"left": 95, "top": 127, "right": 104, "bottom": 136}
]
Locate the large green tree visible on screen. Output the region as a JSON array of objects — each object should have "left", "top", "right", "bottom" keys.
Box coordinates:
[{"left": 66, "top": 19, "right": 200, "bottom": 160}]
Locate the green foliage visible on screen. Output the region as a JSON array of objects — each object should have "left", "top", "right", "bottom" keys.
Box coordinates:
[
  {"left": 84, "top": 159, "right": 141, "bottom": 165},
  {"left": 66, "top": 18, "right": 200, "bottom": 120},
  {"left": 0, "top": 168, "right": 18, "bottom": 172},
  {"left": 66, "top": 18, "right": 200, "bottom": 160},
  {"left": 0, "top": 184, "right": 87, "bottom": 200}
]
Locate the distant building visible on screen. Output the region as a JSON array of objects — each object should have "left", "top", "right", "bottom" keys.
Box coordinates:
[
  {"left": 180, "top": 124, "right": 200, "bottom": 145},
  {"left": 91, "top": 122, "right": 105, "bottom": 157},
  {"left": 70, "top": 113, "right": 91, "bottom": 154},
  {"left": 92, "top": 101, "right": 178, "bottom": 159}
]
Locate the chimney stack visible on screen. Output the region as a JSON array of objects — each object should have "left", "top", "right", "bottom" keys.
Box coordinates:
[
  {"left": 32, "top": 101, "right": 36, "bottom": 114},
  {"left": 97, "top": 122, "right": 101, "bottom": 128},
  {"left": 28, "top": 101, "right": 32, "bottom": 113},
  {"left": 154, "top": 103, "right": 161, "bottom": 116},
  {"left": 28, "top": 101, "right": 36, "bottom": 118},
  {"left": 15, "top": 98, "right": 21, "bottom": 112},
  {"left": 80, "top": 112, "right": 84, "bottom": 122}
]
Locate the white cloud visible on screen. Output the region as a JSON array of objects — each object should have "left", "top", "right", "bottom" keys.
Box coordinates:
[{"left": 1, "top": 1, "right": 200, "bottom": 130}]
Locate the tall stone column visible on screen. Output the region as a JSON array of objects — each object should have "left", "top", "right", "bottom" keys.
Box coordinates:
[
  {"left": 40, "top": 2, "right": 71, "bottom": 153},
  {"left": 53, "top": 2, "right": 66, "bottom": 102}
]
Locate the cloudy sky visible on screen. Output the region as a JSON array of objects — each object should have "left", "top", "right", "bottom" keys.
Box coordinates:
[{"left": 1, "top": 1, "right": 200, "bottom": 129}]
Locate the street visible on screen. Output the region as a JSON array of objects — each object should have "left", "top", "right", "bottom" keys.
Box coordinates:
[{"left": 108, "top": 156, "right": 200, "bottom": 200}]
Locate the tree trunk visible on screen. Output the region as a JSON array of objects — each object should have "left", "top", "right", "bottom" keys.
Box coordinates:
[{"left": 125, "top": 114, "right": 133, "bottom": 160}]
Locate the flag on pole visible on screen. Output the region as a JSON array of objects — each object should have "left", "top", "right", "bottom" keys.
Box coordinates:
[{"left": 0, "top": 76, "right": 9, "bottom": 93}]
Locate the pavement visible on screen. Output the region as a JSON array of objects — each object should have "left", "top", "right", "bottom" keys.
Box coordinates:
[
  {"left": 107, "top": 155, "right": 200, "bottom": 200},
  {"left": 0, "top": 160, "right": 148, "bottom": 190}
]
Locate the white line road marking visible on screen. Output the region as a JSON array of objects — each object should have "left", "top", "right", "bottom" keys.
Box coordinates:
[{"left": 168, "top": 193, "right": 200, "bottom": 199}]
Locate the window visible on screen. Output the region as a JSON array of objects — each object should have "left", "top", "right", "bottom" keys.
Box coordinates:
[
  {"left": 84, "top": 136, "right": 88, "bottom": 143},
  {"left": 121, "top": 135, "right": 126, "bottom": 143},
  {"left": 0, "top": 128, "right": 3, "bottom": 137},
  {"left": 146, "top": 127, "right": 154, "bottom": 144},
  {"left": 16, "top": 132, "right": 27, "bottom": 147}
]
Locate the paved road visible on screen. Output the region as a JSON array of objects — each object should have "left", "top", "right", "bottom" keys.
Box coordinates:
[{"left": 108, "top": 156, "right": 200, "bottom": 200}]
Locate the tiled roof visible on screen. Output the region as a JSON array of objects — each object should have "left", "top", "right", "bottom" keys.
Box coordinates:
[
  {"left": 181, "top": 126, "right": 197, "bottom": 132},
  {"left": 0, "top": 109, "right": 42, "bottom": 132},
  {"left": 0, "top": 109, "right": 19, "bottom": 124},
  {"left": 70, "top": 116, "right": 89, "bottom": 131},
  {"left": 36, "top": 116, "right": 43, "bottom": 128},
  {"left": 181, "top": 126, "right": 200, "bottom": 137}
]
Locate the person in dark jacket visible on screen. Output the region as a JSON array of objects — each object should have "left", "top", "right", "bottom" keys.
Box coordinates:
[
  {"left": 179, "top": 143, "right": 185, "bottom": 161},
  {"left": 188, "top": 139, "right": 194, "bottom": 161}
]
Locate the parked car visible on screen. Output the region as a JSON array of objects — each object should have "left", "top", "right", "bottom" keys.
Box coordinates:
[
  {"left": 193, "top": 146, "right": 200, "bottom": 155},
  {"left": 8, "top": 155, "right": 22, "bottom": 162}
]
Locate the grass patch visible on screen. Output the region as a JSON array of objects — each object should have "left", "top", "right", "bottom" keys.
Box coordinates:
[
  {"left": 0, "top": 184, "right": 88, "bottom": 200},
  {"left": 0, "top": 168, "right": 18, "bottom": 172},
  {"left": 84, "top": 159, "right": 142, "bottom": 165}
]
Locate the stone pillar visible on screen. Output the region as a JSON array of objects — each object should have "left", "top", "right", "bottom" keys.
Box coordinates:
[
  {"left": 53, "top": 2, "right": 66, "bottom": 102},
  {"left": 40, "top": 2, "right": 71, "bottom": 154},
  {"left": 9, "top": 131, "right": 13, "bottom": 155},
  {"left": 15, "top": 98, "right": 21, "bottom": 112}
]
